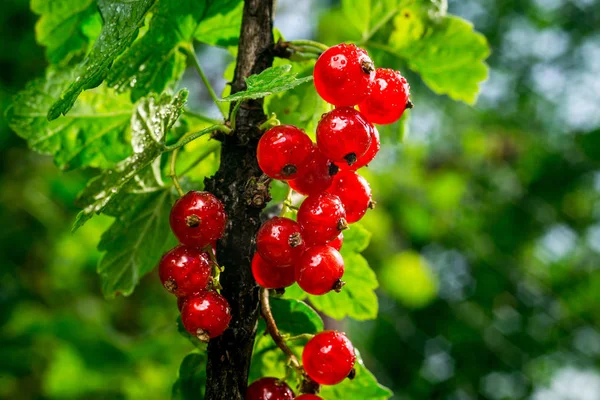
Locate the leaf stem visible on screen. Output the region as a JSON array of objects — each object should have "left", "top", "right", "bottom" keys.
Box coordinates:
[
  {"left": 258, "top": 113, "right": 280, "bottom": 130},
  {"left": 169, "top": 150, "right": 185, "bottom": 197},
  {"left": 284, "top": 333, "right": 315, "bottom": 342},
  {"left": 184, "top": 44, "right": 228, "bottom": 119},
  {"left": 164, "top": 124, "right": 231, "bottom": 152},
  {"left": 288, "top": 40, "right": 329, "bottom": 52},
  {"left": 279, "top": 186, "right": 294, "bottom": 217},
  {"left": 203, "top": 244, "right": 223, "bottom": 291}
]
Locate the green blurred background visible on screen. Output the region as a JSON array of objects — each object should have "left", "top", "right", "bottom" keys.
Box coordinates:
[{"left": 1, "top": 0, "right": 600, "bottom": 399}]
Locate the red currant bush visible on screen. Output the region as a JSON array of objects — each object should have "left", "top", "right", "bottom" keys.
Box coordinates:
[
  {"left": 170, "top": 191, "right": 227, "bottom": 248},
  {"left": 256, "top": 217, "right": 305, "bottom": 267},
  {"left": 257, "top": 125, "right": 313, "bottom": 180},
  {"left": 297, "top": 192, "right": 348, "bottom": 245},
  {"left": 295, "top": 245, "right": 344, "bottom": 295},
  {"left": 316, "top": 107, "right": 373, "bottom": 166},
  {"left": 328, "top": 232, "right": 344, "bottom": 251},
  {"left": 358, "top": 68, "right": 411, "bottom": 125},
  {"left": 295, "top": 395, "right": 323, "bottom": 400},
  {"left": 181, "top": 290, "right": 232, "bottom": 342},
  {"left": 313, "top": 43, "right": 375, "bottom": 107},
  {"left": 288, "top": 145, "right": 338, "bottom": 196},
  {"left": 337, "top": 126, "right": 380, "bottom": 171},
  {"left": 158, "top": 245, "right": 211, "bottom": 296},
  {"left": 252, "top": 252, "right": 295, "bottom": 289},
  {"left": 302, "top": 330, "right": 356, "bottom": 385},
  {"left": 246, "top": 377, "right": 294, "bottom": 400},
  {"left": 328, "top": 170, "right": 373, "bottom": 223}
]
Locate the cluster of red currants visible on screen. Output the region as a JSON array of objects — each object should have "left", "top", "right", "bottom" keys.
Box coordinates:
[
  {"left": 158, "top": 191, "right": 231, "bottom": 342},
  {"left": 247, "top": 330, "right": 356, "bottom": 400},
  {"left": 253, "top": 43, "right": 411, "bottom": 296}
]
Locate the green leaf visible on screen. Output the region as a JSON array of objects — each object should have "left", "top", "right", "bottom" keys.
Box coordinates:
[
  {"left": 388, "top": 14, "right": 489, "bottom": 104},
  {"left": 48, "top": 0, "right": 156, "bottom": 120},
  {"left": 320, "top": 351, "right": 392, "bottom": 400},
  {"left": 172, "top": 353, "right": 207, "bottom": 400},
  {"left": 6, "top": 68, "right": 132, "bottom": 170},
  {"left": 73, "top": 90, "right": 188, "bottom": 230},
  {"left": 107, "top": 0, "right": 242, "bottom": 101},
  {"left": 31, "top": 0, "right": 101, "bottom": 64},
  {"left": 341, "top": 0, "right": 398, "bottom": 39},
  {"left": 268, "top": 297, "right": 324, "bottom": 335},
  {"left": 308, "top": 224, "right": 380, "bottom": 320},
  {"left": 221, "top": 65, "right": 314, "bottom": 102},
  {"left": 97, "top": 186, "right": 178, "bottom": 298}
]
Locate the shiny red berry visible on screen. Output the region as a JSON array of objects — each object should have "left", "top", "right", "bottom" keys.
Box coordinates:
[
  {"left": 337, "top": 126, "right": 380, "bottom": 171},
  {"left": 358, "top": 68, "right": 411, "bottom": 125},
  {"left": 158, "top": 245, "right": 211, "bottom": 296},
  {"left": 170, "top": 191, "right": 227, "bottom": 248},
  {"left": 316, "top": 107, "right": 372, "bottom": 166},
  {"left": 252, "top": 252, "right": 295, "bottom": 289},
  {"left": 297, "top": 193, "right": 347, "bottom": 245},
  {"left": 246, "top": 377, "right": 294, "bottom": 400},
  {"left": 328, "top": 171, "right": 373, "bottom": 223},
  {"left": 181, "top": 291, "right": 231, "bottom": 342},
  {"left": 257, "top": 125, "right": 313, "bottom": 180},
  {"left": 328, "top": 232, "right": 344, "bottom": 251},
  {"left": 288, "top": 145, "right": 338, "bottom": 196},
  {"left": 295, "top": 395, "right": 324, "bottom": 400},
  {"left": 295, "top": 246, "right": 344, "bottom": 295},
  {"left": 302, "top": 330, "right": 356, "bottom": 385},
  {"left": 313, "top": 43, "right": 375, "bottom": 107},
  {"left": 256, "top": 217, "right": 305, "bottom": 267}
]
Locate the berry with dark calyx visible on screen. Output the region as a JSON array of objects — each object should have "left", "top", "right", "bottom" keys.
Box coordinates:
[
  {"left": 297, "top": 193, "right": 348, "bottom": 245},
  {"left": 328, "top": 232, "right": 344, "bottom": 251},
  {"left": 302, "top": 330, "right": 356, "bottom": 385},
  {"left": 257, "top": 125, "right": 313, "bottom": 180},
  {"left": 252, "top": 252, "right": 295, "bottom": 289},
  {"left": 316, "top": 107, "right": 372, "bottom": 166},
  {"left": 337, "top": 126, "right": 380, "bottom": 171},
  {"left": 158, "top": 245, "right": 211, "bottom": 296},
  {"left": 170, "top": 191, "right": 227, "bottom": 248},
  {"left": 181, "top": 291, "right": 232, "bottom": 342},
  {"left": 328, "top": 170, "right": 372, "bottom": 223},
  {"left": 288, "top": 145, "right": 338, "bottom": 196},
  {"left": 295, "top": 395, "right": 324, "bottom": 400},
  {"left": 358, "top": 68, "right": 411, "bottom": 125},
  {"left": 256, "top": 217, "right": 305, "bottom": 267},
  {"left": 295, "top": 246, "right": 344, "bottom": 295},
  {"left": 313, "top": 43, "right": 375, "bottom": 107},
  {"left": 246, "top": 377, "right": 294, "bottom": 400}
]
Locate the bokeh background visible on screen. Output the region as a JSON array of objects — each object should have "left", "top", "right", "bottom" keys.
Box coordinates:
[{"left": 2, "top": 0, "right": 600, "bottom": 399}]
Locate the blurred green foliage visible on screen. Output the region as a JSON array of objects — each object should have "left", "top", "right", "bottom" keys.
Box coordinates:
[{"left": 1, "top": 0, "right": 600, "bottom": 400}]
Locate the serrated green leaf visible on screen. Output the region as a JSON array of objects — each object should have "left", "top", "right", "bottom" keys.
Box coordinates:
[
  {"left": 73, "top": 90, "right": 188, "bottom": 230},
  {"left": 269, "top": 297, "right": 324, "bottom": 335},
  {"left": 172, "top": 352, "right": 207, "bottom": 400},
  {"left": 48, "top": 0, "right": 156, "bottom": 119},
  {"left": 222, "top": 65, "right": 313, "bottom": 102},
  {"left": 97, "top": 187, "right": 177, "bottom": 298},
  {"left": 6, "top": 68, "right": 131, "bottom": 170},
  {"left": 308, "top": 224, "right": 379, "bottom": 320},
  {"left": 320, "top": 351, "right": 392, "bottom": 400},
  {"left": 107, "top": 0, "right": 242, "bottom": 101},
  {"left": 341, "top": 0, "right": 398, "bottom": 38},
  {"left": 31, "top": 0, "right": 101, "bottom": 64},
  {"left": 389, "top": 14, "right": 489, "bottom": 104}
]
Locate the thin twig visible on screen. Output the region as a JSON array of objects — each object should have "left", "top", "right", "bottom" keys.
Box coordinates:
[
  {"left": 287, "top": 39, "right": 329, "bottom": 52},
  {"left": 164, "top": 124, "right": 231, "bottom": 152},
  {"left": 280, "top": 186, "right": 294, "bottom": 217},
  {"left": 169, "top": 150, "right": 185, "bottom": 197},
  {"left": 184, "top": 44, "right": 228, "bottom": 119}
]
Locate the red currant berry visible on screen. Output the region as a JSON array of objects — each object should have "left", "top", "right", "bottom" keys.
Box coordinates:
[
  {"left": 297, "top": 193, "right": 348, "bottom": 245},
  {"left": 358, "top": 68, "right": 411, "bottom": 125},
  {"left": 158, "top": 245, "right": 211, "bottom": 296},
  {"left": 181, "top": 291, "right": 232, "bottom": 342},
  {"left": 257, "top": 125, "right": 313, "bottom": 180},
  {"left": 316, "top": 107, "right": 372, "bottom": 166},
  {"left": 302, "top": 330, "right": 356, "bottom": 385},
  {"left": 288, "top": 145, "right": 338, "bottom": 196},
  {"left": 313, "top": 43, "right": 375, "bottom": 107},
  {"left": 295, "top": 246, "right": 344, "bottom": 295},
  {"left": 170, "top": 191, "right": 227, "bottom": 248},
  {"left": 246, "top": 377, "right": 294, "bottom": 400},
  {"left": 337, "top": 126, "right": 380, "bottom": 171},
  {"left": 252, "top": 252, "right": 295, "bottom": 289},
  {"left": 256, "top": 217, "right": 305, "bottom": 267},
  {"left": 328, "top": 171, "right": 373, "bottom": 223},
  {"left": 328, "top": 232, "right": 344, "bottom": 251},
  {"left": 295, "top": 395, "right": 323, "bottom": 400}
]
